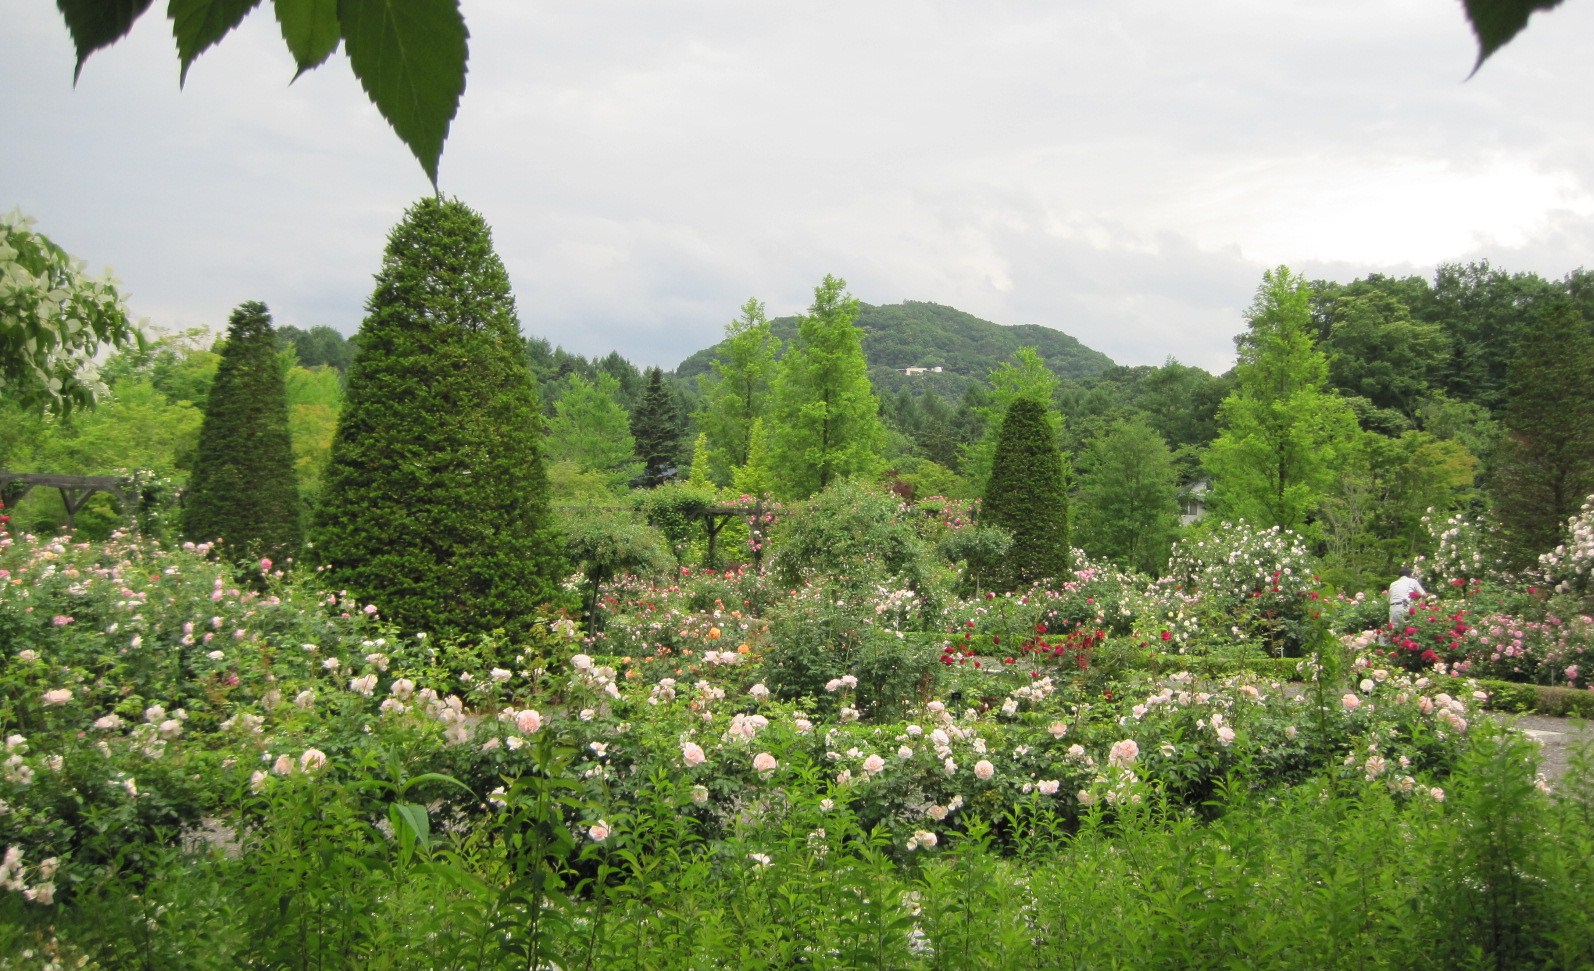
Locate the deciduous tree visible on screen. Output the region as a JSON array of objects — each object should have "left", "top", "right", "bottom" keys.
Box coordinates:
[
  {"left": 767, "top": 276, "right": 885, "bottom": 499},
  {"left": 1205, "top": 267, "right": 1360, "bottom": 537}
]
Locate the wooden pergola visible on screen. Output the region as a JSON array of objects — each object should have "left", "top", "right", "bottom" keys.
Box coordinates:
[{"left": 0, "top": 471, "right": 137, "bottom": 530}]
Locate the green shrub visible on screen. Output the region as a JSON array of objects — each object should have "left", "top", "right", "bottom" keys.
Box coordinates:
[
  {"left": 981, "top": 396, "right": 1069, "bottom": 588},
  {"left": 312, "top": 197, "right": 564, "bottom": 638},
  {"left": 180, "top": 301, "right": 302, "bottom": 565}
]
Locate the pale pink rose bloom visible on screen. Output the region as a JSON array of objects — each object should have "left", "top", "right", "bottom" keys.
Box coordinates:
[
  {"left": 1037, "top": 779, "right": 1060, "bottom": 795},
  {"left": 41, "top": 689, "right": 72, "bottom": 706},
  {"left": 1341, "top": 693, "right": 1361, "bottom": 711},
  {"left": 691, "top": 785, "right": 710, "bottom": 804},
  {"left": 682, "top": 742, "right": 707, "bottom": 766},
  {"left": 753, "top": 752, "right": 778, "bottom": 772},
  {"left": 1216, "top": 726, "right": 1236, "bottom": 746},
  {"left": 272, "top": 754, "right": 295, "bottom": 775},
  {"left": 299, "top": 748, "right": 327, "bottom": 772},
  {"left": 926, "top": 804, "right": 949, "bottom": 820},
  {"left": 515, "top": 709, "right": 543, "bottom": 734},
  {"left": 863, "top": 754, "right": 886, "bottom": 775},
  {"left": 1109, "top": 740, "right": 1139, "bottom": 767},
  {"left": 897, "top": 746, "right": 914, "bottom": 760},
  {"left": 390, "top": 678, "right": 416, "bottom": 700},
  {"left": 1429, "top": 787, "right": 1446, "bottom": 802},
  {"left": 588, "top": 820, "right": 610, "bottom": 841},
  {"left": 973, "top": 759, "right": 995, "bottom": 780},
  {"left": 250, "top": 770, "right": 268, "bottom": 793},
  {"left": 1077, "top": 790, "right": 1097, "bottom": 806}
]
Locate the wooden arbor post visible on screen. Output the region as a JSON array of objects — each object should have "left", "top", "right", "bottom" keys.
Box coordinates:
[{"left": 0, "top": 471, "right": 136, "bottom": 531}]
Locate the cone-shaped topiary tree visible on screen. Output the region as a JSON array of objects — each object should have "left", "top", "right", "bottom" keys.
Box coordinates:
[
  {"left": 982, "top": 396, "right": 1070, "bottom": 588},
  {"left": 312, "top": 197, "right": 563, "bottom": 637},
  {"left": 181, "top": 300, "right": 302, "bottom": 564}
]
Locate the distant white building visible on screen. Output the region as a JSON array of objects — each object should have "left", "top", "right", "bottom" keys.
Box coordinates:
[
  {"left": 1179, "top": 479, "right": 1210, "bottom": 526},
  {"left": 899, "top": 366, "right": 944, "bottom": 376}
]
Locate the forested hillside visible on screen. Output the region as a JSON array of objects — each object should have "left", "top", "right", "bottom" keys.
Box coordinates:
[{"left": 675, "top": 299, "right": 1115, "bottom": 399}]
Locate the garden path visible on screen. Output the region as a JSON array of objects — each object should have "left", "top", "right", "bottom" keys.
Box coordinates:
[{"left": 1504, "top": 713, "right": 1594, "bottom": 783}]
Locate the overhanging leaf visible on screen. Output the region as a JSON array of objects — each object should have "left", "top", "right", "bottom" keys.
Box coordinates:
[
  {"left": 273, "top": 0, "right": 340, "bottom": 77},
  {"left": 169, "top": 0, "right": 263, "bottom": 86},
  {"left": 57, "top": 0, "right": 157, "bottom": 82},
  {"left": 339, "top": 0, "right": 468, "bottom": 187},
  {"left": 1462, "top": 0, "right": 1565, "bottom": 73}
]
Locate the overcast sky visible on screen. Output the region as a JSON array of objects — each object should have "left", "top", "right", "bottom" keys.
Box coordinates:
[{"left": 6, "top": 1, "right": 1593, "bottom": 374}]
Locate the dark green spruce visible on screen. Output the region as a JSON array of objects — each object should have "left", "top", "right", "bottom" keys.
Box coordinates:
[
  {"left": 312, "top": 197, "right": 563, "bottom": 637},
  {"left": 630, "top": 366, "right": 685, "bottom": 481},
  {"left": 982, "top": 396, "right": 1070, "bottom": 588},
  {"left": 181, "top": 300, "right": 302, "bottom": 564}
]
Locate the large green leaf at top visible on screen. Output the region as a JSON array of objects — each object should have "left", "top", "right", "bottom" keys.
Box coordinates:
[
  {"left": 1463, "top": 0, "right": 1565, "bottom": 71},
  {"left": 338, "top": 0, "right": 468, "bottom": 188},
  {"left": 273, "top": 0, "right": 340, "bottom": 76},
  {"left": 170, "top": 0, "right": 263, "bottom": 85},
  {"left": 56, "top": 0, "right": 156, "bottom": 81}
]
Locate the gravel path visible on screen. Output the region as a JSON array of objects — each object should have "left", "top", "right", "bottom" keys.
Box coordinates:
[{"left": 1500, "top": 713, "right": 1594, "bottom": 782}]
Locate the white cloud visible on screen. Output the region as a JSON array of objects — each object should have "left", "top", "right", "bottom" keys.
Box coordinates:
[{"left": 5, "top": 1, "right": 1594, "bottom": 375}]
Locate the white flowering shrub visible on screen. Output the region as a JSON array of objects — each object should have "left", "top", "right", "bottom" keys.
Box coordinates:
[
  {"left": 1160, "top": 521, "right": 1322, "bottom": 655},
  {"left": 1540, "top": 495, "right": 1594, "bottom": 604},
  {"left": 1413, "top": 509, "right": 1498, "bottom": 587}
]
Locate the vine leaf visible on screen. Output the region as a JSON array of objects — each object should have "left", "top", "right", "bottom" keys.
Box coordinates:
[
  {"left": 56, "top": 0, "right": 156, "bottom": 82},
  {"left": 339, "top": 0, "right": 468, "bottom": 188},
  {"left": 171, "top": 0, "right": 264, "bottom": 86},
  {"left": 1462, "top": 0, "right": 1565, "bottom": 73},
  {"left": 274, "top": 0, "right": 340, "bottom": 77}
]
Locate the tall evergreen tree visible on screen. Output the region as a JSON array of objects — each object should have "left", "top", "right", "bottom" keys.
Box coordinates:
[
  {"left": 630, "top": 366, "right": 684, "bottom": 480},
  {"left": 983, "top": 396, "right": 1070, "bottom": 587},
  {"left": 1492, "top": 300, "right": 1594, "bottom": 569},
  {"left": 1205, "top": 266, "right": 1360, "bottom": 536},
  {"left": 312, "top": 197, "right": 562, "bottom": 637},
  {"left": 181, "top": 300, "right": 302, "bottom": 564},
  {"left": 695, "top": 298, "right": 781, "bottom": 485},
  {"left": 767, "top": 276, "right": 885, "bottom": 498}
]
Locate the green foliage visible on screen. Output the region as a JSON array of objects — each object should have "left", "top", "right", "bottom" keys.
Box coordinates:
[
  {"left": 0, "top": 209, "right": 143, "bottom": 417},
  {"left": 766, "top": 276, "right": 886, "bottom": 499},
  {"left": 1492, "top": 300, "right": 1594, "bottom": 570},
  {"left": 694, "top": 298, "right": 781, "bottom": 485},
  {"left": 960, "top": 347, "right": 1063, "bottom": 488},
  {"left": 1322, "top": 291, "right": 1449, "bottom": 421},
  {"left": 276, "top": 324, "right": 355, "bottom": 372},
  {"left": 631, "top": 480, "right": 721, "bottom": 566},
  {"left": 546, "top": 372, "right": 644, "bottom": 490},
  {"left": 982, "top": 397, "right": 1070, "bottom": 588},
  {"left": 629, "top": 366, "right": 684, "bottom": 479},
  {"left": 768, "top": 479, "right": 944, "bottom": 607},
  {"left": 731, "top": 417, "right": 775, "bottom": 497},
  {"left": 180, "top": 301, "right": 303, "bottom": 565},
  {"left": 1073, "top": 418, "right": 1181, "bottom": 576},
  {"left": 1206, "top": 267, "right": 1361, "bottom": 537},
  {"left": 561, "top": 507, "right": 674, "bottom": 629},
  {"left": 313, "top": 196, "right": 564, "bottom": 637},
  {"left": 53, "top": 0, "right": 467, "bottom": 185},
  {"left": 675, "top": 300, "right": 1114, "bottom": 403}
]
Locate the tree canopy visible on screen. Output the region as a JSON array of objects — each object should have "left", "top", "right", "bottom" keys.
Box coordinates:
[{"left": 1, "top": 210, "right": 143, "bottom": 416}]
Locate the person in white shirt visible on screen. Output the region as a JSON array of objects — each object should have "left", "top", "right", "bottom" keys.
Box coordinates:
[{"left": 1388, "top": 569, "right": 1427, "bottom": 628}]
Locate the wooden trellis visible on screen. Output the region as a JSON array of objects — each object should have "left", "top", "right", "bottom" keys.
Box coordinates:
[{"left": 0, "top": 471, "right": 136, "bottom": 530}]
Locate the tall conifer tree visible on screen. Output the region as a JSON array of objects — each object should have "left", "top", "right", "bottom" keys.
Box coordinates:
[
  {"left": 630, "top": 366, "right": 684, "bottom": 480},
  {"left": 182, "top": 300, "right": 302, "bottom": 563},
  {"left": 313, "top": 198, "right": 561, "bottom": 636},
  {"left": 983, "top": 397, "right": 1070, "bottom": 587},
  {"left": 767, "top": 276, "right": 884, "bottom": 499},
  {"left": 696, "top": 298, "right": 781, "bottom": 485},
  {"left": 1492, "top": 300, "right": 1594, "bottom": 569},
  {"left": 1205, "top": 266, "right": 1359, "bottom": 536}
]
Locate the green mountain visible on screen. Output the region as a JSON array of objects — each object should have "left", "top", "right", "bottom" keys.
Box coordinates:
[{"left": 673, "top": 300, "right": 1115, "bottom": 397}]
